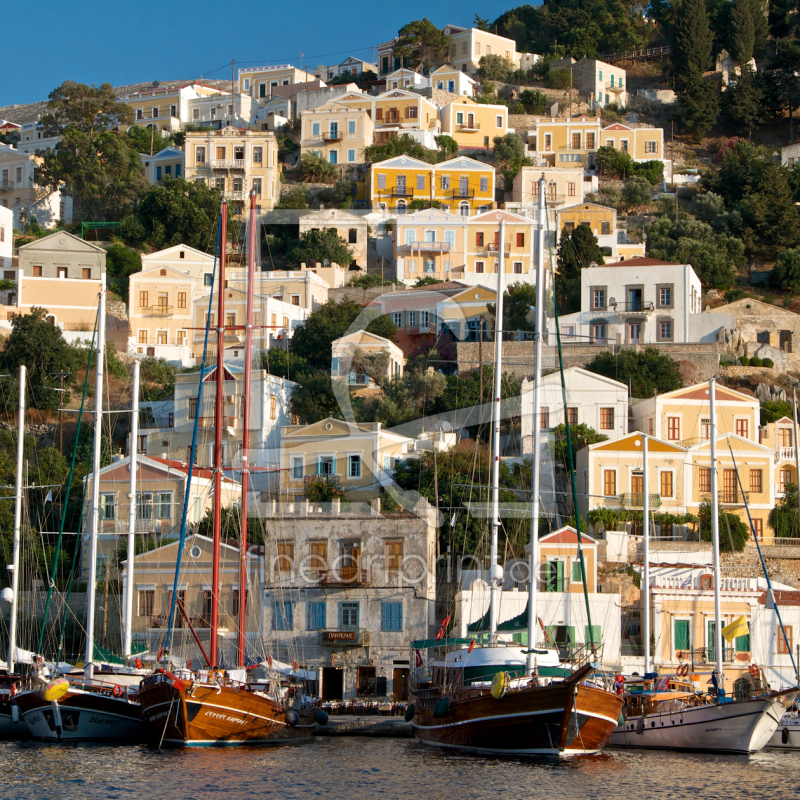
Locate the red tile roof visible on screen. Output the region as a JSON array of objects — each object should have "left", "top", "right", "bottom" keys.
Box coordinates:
[
  {"left": 148, "top": 456, "right": 239, "bottom": 485},
  {"left": 599, "top": 257, "right": 679, "bottom": 268},
  {"left": 758, "top": 590, "right": 800, "bottom": 606}
]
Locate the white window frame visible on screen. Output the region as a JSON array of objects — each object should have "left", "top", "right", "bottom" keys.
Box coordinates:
[
  {"left": 291, "top": 456, "right": 304, "bottom": 480},
  {"left": 348, "top": 454, "right": 362, "bottom": 479}
]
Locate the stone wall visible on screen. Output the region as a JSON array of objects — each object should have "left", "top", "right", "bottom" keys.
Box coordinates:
[
  {"left": 721, "top": 548, "right": 800, "bottom": 587},
  {"left": 107, "top": 300, "right": 128, "bottom": 321},
  {"left": 456, "top": 340, "right": 720, "bottom": 381}
]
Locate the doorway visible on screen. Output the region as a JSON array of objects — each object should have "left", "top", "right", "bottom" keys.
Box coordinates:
[
  {"left": 392, "top": 668, "right": 409, "bottom": 700},
  {"left": 322, "top": 667, "right": 343, "bottom": 700}
]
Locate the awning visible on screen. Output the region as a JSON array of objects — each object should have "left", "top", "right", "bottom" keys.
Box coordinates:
[
  {"left": 411, "top": 637, "right": 473, "bottom": 649},
  {"left": 468, "top": 605, "right": 529, "bottom": 634}
]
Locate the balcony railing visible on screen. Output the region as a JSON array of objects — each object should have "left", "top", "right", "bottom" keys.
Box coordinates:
[
  {"left": 209, "top": 159, "right": 246, "bottom": 170},
  {"left": 388, "top": 186, "right": 413, "bottom": 198},
  {"left": 606, "top": 82, "right": 624, "bottom": 93},
  {"left": 317, "top": 628, "right": 371, "bottom": 646},
  {"left": 222, "top": 190, "right": 246, "bottom": 201},
  {"left": 142, "top": 305, "right": 174, "bottom": 317},
  {"left": 476, "top": 244, "right": 511, "bottom": 254},
  {"left": 408, "top": 241, "right": 451, "bottom": 252},
  {"left": 700, "top": 491, "right": 749, "bottom": 506},
  {"left": 776, "top": 446, "right": 796, "bottom": 462},
  {"left": 542, "top": 193, "right": 566, "bottom": 206},
  {"left": 456, "top": 122, "right": 481, "bottom": 131},
  {"left": 0, "top": 181, "right": 14, "bottom": 191},
  {"left": 322, "top": 131, "right": 343, "bottom": 142},
  {"left": 449, "top": 189, "right": 475, "bottom": 200},
  {"left": 317, "top": 566, "right": 372, "bottom": 586},
  {"left": 612, "top": 300, "right": 655, "bottom": 314},
  {"left": 599, "top": 493, "right": 662, "bottom": 509}
]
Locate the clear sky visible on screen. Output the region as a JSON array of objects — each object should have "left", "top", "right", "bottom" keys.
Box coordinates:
[{"left": 2, "top": 1, "right": 522, "bottom": 107}]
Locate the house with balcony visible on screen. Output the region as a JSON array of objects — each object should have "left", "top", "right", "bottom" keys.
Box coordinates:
[
  {"left": 280, "top": 417, "right": 415, "bottom": 499},
  {"left": 139, "top": 147, "right": 185, "bottom": 186},
  {"left": 331, "top": 330, "right": 404, "bottom": 386},
  {"left": 121, "top": 83, "right": 225, "bottom": 135},
  {"left": 185, "top": 92, "right": 254, "bottom": 130},
  {"left": 300, "top": 100, "right": 374, "bottom": 166},
  {"left": 184, "top": 126, "right": 279, "bottom": 214},
  {"left": 393, "top": 208, "right": 467, "bottom": 283},
  {"left": 17, "top": 121, "right": 62, "bottom": 156},
  {"left": 464, "top": 208, "right": 537, "bottom": 284},
  {"left": 439, "top": 97, "right": 508, "bottom": 151},
  {"left": 128, "top": 244, "right": 217, "bottom": 366},
  {"left": 506, "top": 165, "right": 586, "bottom": 223},
  {"left": 296, "top": 209, "right": 368, "bottom": 268},
  {"left": 555, "top": 257, "right": 711, "bottom": 345},
  {"left": 549, "top": 57, "right": 628, "bottom": 108},
  {"left": 0, "top": 143, "right": 71, "bottom": 228},
  {"left": 759, "top": 417, "right": 799, "bottom": 501},
  {"left": 311, "top": 57, "right": 377, "bottom": 83},
  {"left": 82, "top": 454, "right": 241, "bottom": 580},
  {"left": 556, "top": 202, "right": 645, "bottom": 261},
  {"left": 599, "top": 123, "right": 664, "bottom": 164},
  {"left": 239, "top": 65, "right": 319, "bottom": 100},
  {"left": 369, "top": 155, "right": 495, "bottom": 215},
  {"left": 429, "top": 65, "right": 477, "bottom": 97}
]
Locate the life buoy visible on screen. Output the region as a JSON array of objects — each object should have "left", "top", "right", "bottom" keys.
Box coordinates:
[
  {"left": 441, "top": 615, "right": 451, "bottom": 628},
  {"left": 749, "top": 664, "right": 760, "bottom": 679},
  {"left": 435, "top": 629, "right": 444, "bottom": 641},
  {"left": 491, "top": 671, "right": 507, "bottom": 700},
  {"left": 135, "top": 658, "right": 142, "bottom": 670},
  {"left": 677, "top": 664, "right": 689, "bottom": 677},
  {"left": 112, "top": 685, "right": 122, "bottom": 698}
]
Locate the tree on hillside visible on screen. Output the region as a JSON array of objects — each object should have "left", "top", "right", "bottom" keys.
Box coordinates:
[
  {"left": 487, "top": 282, "right": 539, "bottom": 336},
  {"left": 556, "top": 225, "right": 605, "bottom": 314},
  {"left": 721, "top": 67, "right": 764, "bottom": 137},
  {"left": 394, "top": 19, "right": 452, "bottom": 72},
  {"left": 365, "top": 133, "right": 439, "bottom": 165},
  {"left": 285, "top": 228, "right": 354, "bottom": 269},
  {"left": 290, "top": 370, "right": 342, "bottom": 423},
  {"left": 676, "top": 69, "right": 720, "bottom": 141},
  {"left": 261, "top": 347, "right": 308, "bottom": 380},
  {"left": 730, "top": 0, "right": 755, "bottom": 64},
  {"left": 767, "top": 248, "right": 800, "bottom": 295},
  {"left": 768, "top": 483, "right": 799, "bottom": 538},
  {"left": 622, "top": 176, "right": 653, "bottom": 210},
  {"left": 127, "top": 177, "right": 221, "bottom": 252},
  {"left": 585, "top": 348, "right": 683, "bottom": 397},
  {"left": 290, "top": 299, "right": 397, "bottom": 370},
  {"left": 298, "top": 152, "right": 337, "bottom": 183},
  {"left": 672, "top": 0, "right": 714, "bottom": 78},
  {"left": 551, "top": 423, "right": 608, "bottom": 467},
  {"left": 477, "top": 54, "right": 516, "bottom": 82},
  {"left": 104, "top": 244, "right": 141, "bottom": 301},
  {"left": 125, "top": 125, "right": 175, "bottom": 156},
  {"left": 493, "top": 132, "right": 533, "bottom": 188},
  {"left": 35, "top": 81, "right": 148, "bottom": 220},
  {"left": 700, "top": 503, "right": 750, "bottom": 551}
]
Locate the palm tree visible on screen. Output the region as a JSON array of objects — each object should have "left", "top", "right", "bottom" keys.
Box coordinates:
[{"left": 298, "top": 153, "right": 337, "bottom": 184}]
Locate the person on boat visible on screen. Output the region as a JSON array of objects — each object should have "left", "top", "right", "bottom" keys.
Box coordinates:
[{"left": 614, "top": 674, "right": 625, "bottom": 695}]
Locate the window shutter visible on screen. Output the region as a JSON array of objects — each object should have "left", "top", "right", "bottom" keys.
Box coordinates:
[
  {"left": 316, "top": 457, "right": 322, "bottom": 475},
  {"left": 556, "top": 561, "right": 564, "bottom": 592},
  {"left": 567, "top": 625, "right": 576, "bottom": 645},
  {"left": 585, "top": 625, "right": 601, "bottom": 647}
]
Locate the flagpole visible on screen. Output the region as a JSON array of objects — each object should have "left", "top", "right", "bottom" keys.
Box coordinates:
[
  {"left": 8, "top": 365, "right": 26, "bottom": 673},
  {"left": 124, "top": 360, "right": 140, "bottom": 657}
]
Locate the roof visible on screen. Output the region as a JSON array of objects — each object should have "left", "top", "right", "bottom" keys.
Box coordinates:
[
  {"left": 394, "top": 281, "right": 469, "bottom": 294},
  {"left": 148, "top": 456, "right": 239, "bottom": 485},
  {"left": 758, "top": 590, "right": 800, "bottom": 606},
  {"left": 598, "top": 257, "right": 679, "bottom": 268},
  {"left": 538, "top": 526, "right": 597, "bottom": 546}
]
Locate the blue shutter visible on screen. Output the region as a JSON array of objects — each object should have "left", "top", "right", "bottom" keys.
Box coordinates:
[
  {"left": 175, "top": 163, "right": 181, "bottom": 177},
  {"left": 316, "top": 457, "right": 322, "bottom": 475},
  {"left": 381, "top": 603, "right": 389, "bottom": 631}
]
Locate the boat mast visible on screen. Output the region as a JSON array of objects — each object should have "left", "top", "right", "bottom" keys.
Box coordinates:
[
  {"left": 526, "top": 177, "right": 546, "bottom": 670},
  {"left": 709, "top": 378, "right": 724, "bottom": 685},
  {"left": 237, "top": 191, "right": 256, "bottom": 667},
  {"left": 643, "top": 434, "right": 651, "bottom": 674},
  {"left": 489, "top": 220, "right": 506, "bottom": 641},
  {"left": 210, "top": 202, "right": 227, "bottom": 668},
  {"left": 85, "top": 276, "right": 107, "bottom": 679},
  {"left": 8, "top": 365, "right": 25, "bottom": 672},
  {"left": 123, "top": 360, "right": 140, "bottom": 657}
]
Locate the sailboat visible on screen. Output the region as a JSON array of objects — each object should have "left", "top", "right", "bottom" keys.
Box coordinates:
[
  {"left": 13, "top": 278, "right": 146, "bottom": 742},
  {"left": 608, "top": 379, "right": 792, "bottom": 754},
  {"left": 408, "top": 181, "right": 624, "bottom": 756},
  {"left": 137, "top": 196, "right": 318, "bottom": 746}
]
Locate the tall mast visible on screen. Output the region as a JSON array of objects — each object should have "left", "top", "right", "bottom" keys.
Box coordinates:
[
  {"left": 793, "top": 388, "right": 800, "bottom": 535},
  {"left": 526, "top": 177, "right": 546, "bottom": 670},
  {"left": 710, "top": 378, "right": 724, "bottom": 683},
  {"left": 642, "top": 434, "right": 651, "bottom": 674},
  {"left": 124, "top": 360, "right": 140, "bottom": 657},
  {"left": 238, "top": 192, "right": 256, "bottom": 666},
  {"left": 210, "top": 202, "right": 227, "bottom": 667},
  {"left": 85, "top": 276, "right": 107, "bottom": 679},
  {"left": 488, "top": 220, "right": 506, "bottom": 641},
  {"left": 8, "top": 365, "right": 25, "bottom": 672}
]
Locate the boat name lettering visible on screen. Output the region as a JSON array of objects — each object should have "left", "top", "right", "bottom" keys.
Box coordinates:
[
  {"left": 705, "top": 727, "right": 722, "bottom": 732},
  {"left": 89, "top": 716, "right": 122, "bottom": 726},
  {"left": 204, "top": 710, "right": 248, "bottom": 725}
]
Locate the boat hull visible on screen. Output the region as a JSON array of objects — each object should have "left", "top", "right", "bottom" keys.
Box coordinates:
[
  {"left": 608, "top": 697, "right": 785, "bottom": 754},
  {"left": 137, "top": 677, "right": 316, "bottom": 747},
  {"left": 766, "top": 720, "right": 800, "bottom": 749},
  {"left": 13, "top": 688, "right": 146, "bottom": 743},
  {"left": 0, "top": 700, "right": 30, "bottom": 740},
  {"left": 411, "top": 669, "right": 623, "bottom": 756}
]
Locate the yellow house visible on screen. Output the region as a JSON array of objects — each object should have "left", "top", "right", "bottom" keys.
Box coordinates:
[
  {"left": 429, "top": 65, "right": 477, "bottom": 97},
  {"left": 184, "top": 126, "right": 279, "bottom": 214},
  {"left": 257, "top": 268, "right": 332, "bottom": 310},
  {"left": 599, "top": 123, "right": 663, "bottom": 162},
  {"left": 331, "top": 330, "right": 405, "bottom": 383},
  {"left": 439, "top": 97, "right": 508, "bottom": 151},
  {"left": 759, "top": 416, "right": 798, "bottom": 500},
  {"left": 369, "top": 155, "right": 495, "bottom": 214},
  {"left": 337, "top": 89, "right": 440, "bottom": 143},
  {"left": 465, "top": 209, "right": 536, "bottom": 280},
  {"left": 508, "top": 165, "right": 586, "bottom": 214},
  {"left": 556, "top": 201, "right": 644, "bottom": 260},
  {"left": 300, "top": 100, "right": 374, "bottom": 166},
  {"left": 280, "top": 417, "right": 414, "bottom": 499},
  {"left": 121, "top": 83, "right": 224, "bottom": 134},
  {"left": 534, "top": 526, "right": 598, "bottom": 594},
  {"left": 239, "top": 66, "right": 317, "bottom": 99},
  {"left": 437, "top": 284, "right": 498, "bottom": 341}
]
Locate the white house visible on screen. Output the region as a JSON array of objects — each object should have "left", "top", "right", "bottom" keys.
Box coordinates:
[
  {"left": 331, "top": 329, "right": 405, "bottom": 384},
  {"left": 429, "top": 65, "right": 477, "bottom": 97},
  {"left": 139, "top": 147, "right": 185, "bottom": 185},
  {"left": 383, "top": 68, "right": 428, "bottom": 91},
  {"left": 555, "top": 257, "right": 715, "bottom": 345},
  {"left": 311, "top": 57, "right": 377, "bottom": 82}
]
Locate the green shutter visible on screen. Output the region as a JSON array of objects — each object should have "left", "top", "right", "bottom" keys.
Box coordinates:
[
  {"left": 735, "top": 633, "right": 750, "bottom": 653},
  {"left": 316, "top": 457, "right": 322, "bottom": 475},
  {"left": 708, "top": 621, "right": 716, "bottom": 660},
  {"left": 674, "top": 620, "right": 690, "bottom": 651},
  {"left": 571, "top": 560, "right": 584, "bottom": 583},
  {"left": 585, "top": 625, "right": 601, "bottom": 647},
  {"left": 567, "top": 625, "right": 575, "bottom": 645},
  {"left": 556, "top": 561, "right": 564, "bottom": 592}
]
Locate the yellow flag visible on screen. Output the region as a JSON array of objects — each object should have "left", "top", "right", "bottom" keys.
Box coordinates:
[{"left": 722, "top": 616, "right": 749, "bottom": 643}]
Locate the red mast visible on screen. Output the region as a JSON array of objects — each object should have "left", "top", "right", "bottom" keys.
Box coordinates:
[
  {"left": 210, "top": 201, "right": 227, "bottom": 667},
  {"left": 238, "top": 191, "right": 256, "bottom": 666}
]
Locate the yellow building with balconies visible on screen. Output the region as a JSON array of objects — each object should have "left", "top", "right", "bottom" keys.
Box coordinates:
[
  {"left": 121, "top": 83, "right": 224, "bottom": 135},
  {"left": 300, "top": 101, "right": 374, "bottom": 165},
  {"left": 184, "top": 126, "right": 279, "bottom": 214},
  {"left": 439, "top": 97, "right": 508, "bottom": 151},
  {"left": 239, "top": 66, "right": 316, "bottom": 99},
  {"left": 466, "top": 209, "right": 536, "bottom": 280},
  {"left": 338, "top": 89, "right": 440, "bottom": 145},
  {"left": 599, "top": 122, "right": 663, "bottom": 162}
]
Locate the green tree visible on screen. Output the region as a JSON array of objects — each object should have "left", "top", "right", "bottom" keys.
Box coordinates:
[
  {"left": 676, "top": 69, "right": 720, "bottom": 141},
  {"left": 104, "top": 243, "right": 141, "bottom": 301},
  {"left": 720, "top": 67, "right": 764, "bottom": 137},
  {"left": 551, "top": 423, "right": 608, "bottom": 467},
  {"left": 699, "top": 502, "right": 750, "bottom": 551},
  {"left": 434, "top": 135, "right": 459, "bottom": 159},
  {"left": 413, "top": 276, "right": 444, "bottom": 287},
  {"left": 520, "top": 89, "right": 548, "bottom": 114},
  {"left": 768, "top": 483, "right": 799, "bottom": 538},
  {"left": 431, "top": 365, "right": 520, "bottom": 415},
  {"left": 139, "top": 357, "right": 178, "bottom": 401},
  {"left": 317, "top": 179, "right": 356, "bottom": 208},
  {"left": 768, "top": 248, "right": 800, "bottom": 295},
  {"left": 556, "top": 225, "right": 605, "bottom": 313},
  {"left": 730, "top": 0, "right": 755, "bottom": 64},
  {"left": 290, "top": 370, "right": 342, "bottom": 422},
  {"left": 2, "top": 307, "right": 77, "bottom": 410},
  {"left": 195, "top": 505, "right": 265, "bottom": 545},
  {"left": 133, "top": 177, "right": 221, "bottom": 252},
  {"left": 261, "top": 347, "right": 308, "bottom": 380},
  {"left": 672, "top": 0, "right": 714, "bottom": 78},
  {"left": 394, "top": 18, "right": 452, "bottom": 72},
  {"left": 760, "top": 399, "right": 794, "bottom": 425},
  {"left": 298, "top": 152, "right": 337, "bottom": 183},
  {"left": 290, "top": 298, "right": 397, "bottom": 370},
  {"left": 125, "top": 124, "right": 175, "bottom": 156},
  {"left": 585, "top": 348, "right": 683, "bottom": 397},
  {"left": 365, "top": 133, "right": 439, "bottom": 164},
  {"left": 487, "top": 282, "right": 538, "bottom": 335},
  {"left": 622, "top": 176, "right": 653, "bottom": 210},
  {"left": 286, "top": 228, "right": 354, "bottom": 269},
  {"left": 493, "top": 132, "right": 533, "bottom": 188},
  {"left": 474, "top": 14, "right": 491, "bottom": 31},
  {"left": 477, "top": 54, "right": 516, "bottom": 82}
]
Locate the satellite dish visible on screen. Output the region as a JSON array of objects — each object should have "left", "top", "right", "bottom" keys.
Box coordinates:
[{"left": 1, "top": 587, "right": 13, "bottom": 603}]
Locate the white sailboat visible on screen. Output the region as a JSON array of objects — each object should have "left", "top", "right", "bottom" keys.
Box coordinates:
[{"left": 609, "top": 378, "right": 789, "bottom": 754}]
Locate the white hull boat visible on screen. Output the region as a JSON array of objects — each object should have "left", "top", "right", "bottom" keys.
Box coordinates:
[{"left": 766, "top": 715, "right": 800, "bottom": 749}]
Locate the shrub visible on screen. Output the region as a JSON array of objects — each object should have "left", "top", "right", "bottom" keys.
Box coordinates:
[
  {"left": 762, "top": 357, "right": 774, "bottom": 368},
  {"left": 739, "top": 355, "right": 750, "bottom": 366},
  {"left": 749, "top": 355, "right": 762, "bottom": 367},
  {"left": 547, "top": 68, "right": 571, "bottom": 89}
]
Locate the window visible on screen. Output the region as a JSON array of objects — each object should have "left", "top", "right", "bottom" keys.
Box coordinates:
[
  {"left": 348, "top": 455, "right": 361, "bottom": 479},
  {"left": 601, "top": 221, "right": 611, "bottom": 235},
  {"left": 674, "top": 619, "right": 690, "bottom": 654},
  {"left": 701, "top": 418, "right": 711, "bottom": 439},
  {"left": 138, "top": 330, "right": 148, "bottom": 344},
  {"left": 82, "top": 268, "right": 91, "bottom": 280},
  {"left": 392, "top": 312, "right": 402, "bottom": 326},
  {"left": 139, "top": 290, "right": 149, "bottom": 308},
  {"left": 307, "top": 601, "right": 326, "bottom": 631},
  {"left": 667, "top": 417, "right": 680, "bottom": 440},
  {"left": 750, "top": 469, "right": 763, "bottom": 493},
  {"left": 571, "top": 560, "right": 584, "bottom": 584},
  {"left": 603, "top": 469, "right": 616, "bottom": 497},
  {"left": 277, "top": 541, "right": 294, "bottom": 573},
  {"left": 32, "top": 265, "right": 42, "bottom": 277},
  {"left": 189, "top": 397, "right": 198, "bottom": 419},
  {"left": 475, "top": 42, "right": 481, "bottom": 55},
  {"left": 100, "top": 493, "right": 116, "bottom": 520},
  {"left": 157, "top": 492, "right": 172, "bottom": 520},
  {"left": 177, "top": 291, "right": 186, "bottom": 309},
  {"left": 347, "top": 148, "right": 356, "bottom": 163},
  {"left": 513, "top": 262, "right": 522, "bottom": 274},
  {"left": 572, "top": 132, "right": 581, "bottom": 150},
  {"left": 203, "top": 273, "right": 213, "bottom": 287},
  {"left": 136, "top": 493, "right": 153, "bottom": 520},
  {"left": 291, "top": 456, "right": 303, "bottom": 480},
  {"left": 660, "top": 471, "right": 673, "bottom": 498},
  {"left": 699, "top": 467, "right": 711, "bottom": 493},
  {"left": 309, "top": 541, "right": 327, "bottom": 572},
  {"left": 592, "top": 323, "right": 606, "bottom": 343},
  {"left": 382, "top": 602, "right": 403, "bottom": 632},
  {"left": 385, "top": 541, "right": 402, "bottom": 570},
  {"left": 600, "top": 407, "right": 614, "bottom": 430},
  {"left": 659, "top": 287, "right": 672, "bottom": 307},
  {"left": 778, "top": 625, "right": 794, "bottom": 654},
  {"left": 377, "top": 173, "right": 386, "bottom": 190},
  {"left": 540, "top": 407, "right": 550, "bottom": 429},
  {"left": 329, "top": 151, "right": 337, "bottom": 165},
  {"left": 592, "top": 289, "right": 605, "bottom": 309},
  {"left": 545, "top": 561, "right": 564, "bottom": 592},
  {"left": 347, "top": 227, "right": 358, "bottom": 245},
  {"left": 270, "top": 395, "right": 277, "bottom": 420},
  {"left": 495, "top": 114, "right": 503, "bottom": 128},
  {"left": 514, "top": 231, "right": 525, "bottom": 248},
  {"left": 196, "top": 146, "right": 206, "bottom": 164},
  {"left": 753, "top": 518, "right": 763, "bottom": 539},
  {"left": 586, "top": 132, "right": 596, "bottom": 149},
  {"left": 252, "top": 177, "right": 262, "bottom": 196},
  {"left": 232, "top": 588, "right": 248, "bottom": 617},
  {"left": 567, "top": 407, "right": 578, "bottom": 426},
  {"left": 646, "top": 141, "right": 658, "bottom": 154},
  {"left": 158, "top": 291, "right": 169, "bottom": 310},
  {"left": 138, "top": 590, "right": 154, "bottom": 617},
  {"left": 340, "top": 601, "right": 359, "bottom": 629},
  {"left": 275, "top": 601, "right": 293, "bottom": 631},
  {"left": 441, "top": 175, "right": 450, "bottom": 191},
  {"left": 57, "top": 267, "right": 68, "bottom": 279},
  {"left": 735, "top": 418, "right": 749, "bottom": 439},
  {"left": 475, "top": 261, "right": 484, "bottom": 274}
]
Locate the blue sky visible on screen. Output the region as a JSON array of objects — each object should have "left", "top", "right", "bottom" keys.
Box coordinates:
[{"left": 2, "top": 1, "right": 522, "bottom": 107}]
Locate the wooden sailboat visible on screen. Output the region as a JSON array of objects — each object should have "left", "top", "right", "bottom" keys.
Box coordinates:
[
  {"left": 608, "top": 379, "right": 792, "bottom": 754},
  {"left": 14, "top": 279, "right": 146, "bottom": 742},
  {"left": 409, "top": 183, "right": 624, "bottom": 756},
  {"left": 137, "top": 196, "right": 317, "bottom": 746}
]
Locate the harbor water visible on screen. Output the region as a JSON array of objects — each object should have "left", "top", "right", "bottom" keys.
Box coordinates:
[{"left": 2, "top": 737, "right": 799, "bottom": 800}]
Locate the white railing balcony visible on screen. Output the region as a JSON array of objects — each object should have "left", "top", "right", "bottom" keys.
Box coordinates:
[
  {"left": 776, "top": 446, "right": 796, "bottom": 462},
  {"left": 209, "top": 159, "right": 246, "bottom": 170},
  {"left": 222, "top": 190, "right": 246, "bottom": 201}
]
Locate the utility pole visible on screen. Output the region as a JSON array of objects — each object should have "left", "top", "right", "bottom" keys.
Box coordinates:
[
  {"left": 51, "top": 371, "right": 71, "bottom": 455},
  {"left": 231, "top": 59, "right": 235, "bottom": 123},
  {"left": 150, "top": 125, "right": 154, "bottom": 156}
]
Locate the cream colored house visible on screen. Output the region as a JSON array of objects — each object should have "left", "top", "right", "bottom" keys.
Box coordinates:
[
  {"left": 297, "top": 209, "right": 368, "bottom": 268},
  {"left": 280, "top": 417, "right": 414, "bottom": 499},
  {"left": 239, "top": 65, "right": 317, "bottom": 99},
  {"left": 430, "top": 65, "right": 477, "bottom": 97},
  {"left": 384, "top": 68, "right": 428, "bottom": 91},
  {"left": 300, "top": 100, "right": 374, "bottom": 165},
  {"left": 121, "top": 83, "right": 225, "bottom": 134},
  {"left": 331, "top": 330, "right": 404, "bottom": 384},
  {"left": 128, "top": 244, "right": 216, "bottom": 366},
  {"left": 439, "top": 97, "right": 508, "bottom": 151},
  {"left": 507, "top": 165, "right": 587, "bottom": 218},
  {"left": 759, "top": 416, "right": 798, "bottom": 501},
  {"left": 185, "top": 126, "right": 279, "bottom": 214},
  {"left": 257, "top": 268, "right": 331, "bottom": 310},
  {"left": 0, "top": 144, "right": 71, "bottom": 227}
]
